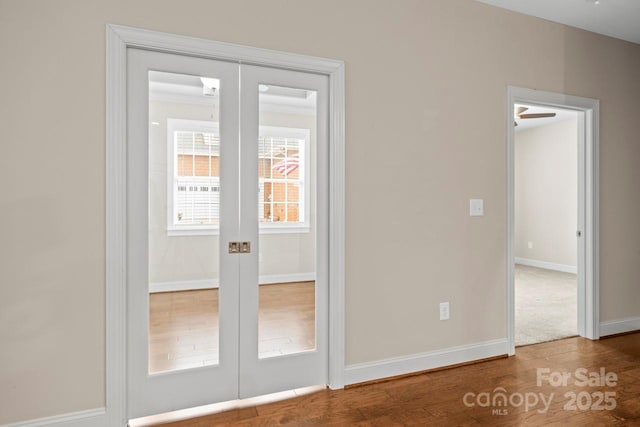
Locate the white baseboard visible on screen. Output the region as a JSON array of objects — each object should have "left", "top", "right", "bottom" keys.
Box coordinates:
[
  {"left": 599, "top": 317, "right": 640, "bottom": 337},
  {"left": 150, "top": 278, "right": 218, "bottom": 293},
  {"left": 149, "top": 273, "right": 315, "bottom": 293},
  {"left": 515, "top": 257, "right": 577, "bottom": 274},
  {"left": 344, "top": 338, "right": 509, "bottom": 386},
  {"left": 1, "top": 408, "right": 105, "bottom": 427},
  {"left": 258, "top": 273, "right": 315, "bottom": 285}
]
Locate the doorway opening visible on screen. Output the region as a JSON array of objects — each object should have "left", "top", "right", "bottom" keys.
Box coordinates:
[
  {"left": 506, "top": 87, "right": 600, "bottom": 355},
  {"left": 514, "top": 103, "right": 579, "bottom": 346}
]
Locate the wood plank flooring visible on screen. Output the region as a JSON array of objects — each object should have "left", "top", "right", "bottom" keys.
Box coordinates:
[
  {"left": 149, "top": 288, "right": 220, "bottom": 373},
  {"left": 149, "top": 282, "right": 315, "bottom": 373},
  {"left": 152, "top": 333, "right": 640, "bottom": 426},
  {"left": 257, "top": 282, "right": 316, "bottom": 358}
]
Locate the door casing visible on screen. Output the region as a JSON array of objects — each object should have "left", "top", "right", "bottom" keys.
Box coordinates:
[
  {"left": 106, "top": 24, "right": 345, "bottom": 426},
  {"left": 506, "top": 86, "right": 600, "bottom": 355}
]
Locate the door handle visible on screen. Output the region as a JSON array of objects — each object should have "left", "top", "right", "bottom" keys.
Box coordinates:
[{"left": 228, "top": 241, "right": 251, "bottom": 253}]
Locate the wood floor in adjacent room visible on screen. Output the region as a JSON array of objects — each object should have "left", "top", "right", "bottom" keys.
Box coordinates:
[
  {"left": 154, "top": 333, "right": 640, "bottom": 426},
  {"left": 149, "top": 282, "right": 315, "bottom": 373}
]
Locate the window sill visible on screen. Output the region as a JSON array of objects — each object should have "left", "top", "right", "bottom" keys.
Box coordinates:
[
  {"left": 259, "top": 225, "right": 311, "bottom": 235},
  {"left": 167, "top": 228, "right": 218, "bottom": 237},
  {"left": 167, "top": 225, "right": 310, "bottom": 237}
]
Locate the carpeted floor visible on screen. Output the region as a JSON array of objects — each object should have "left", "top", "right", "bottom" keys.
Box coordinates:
[{"left": 515, "top": 264, "right": 577, "bottom": 346}]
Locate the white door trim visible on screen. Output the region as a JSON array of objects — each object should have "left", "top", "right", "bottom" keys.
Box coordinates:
[
  {"left": 106, "top": 24, "right": 345, "bottom": 425},
  {"left": 506, "top": 86, "right": 599, "bottom": 356}
]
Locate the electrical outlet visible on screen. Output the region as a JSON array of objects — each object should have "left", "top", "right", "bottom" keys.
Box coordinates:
[
  {"left": 528, "top": 241, "right": 533, "bottom": 249},
  {"left": 439, "top": 302, "right": 450, "bottom": 321},
  {"left": 469, "top": 199, "right": 484, "bottom": 217}
]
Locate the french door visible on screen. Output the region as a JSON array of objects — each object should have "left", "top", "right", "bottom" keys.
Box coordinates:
[{"left": 127, "top": 48, "right": 328, "bottom": 418}]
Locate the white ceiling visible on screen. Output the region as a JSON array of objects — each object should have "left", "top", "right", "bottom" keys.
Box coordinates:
[
  {"left": 476, "top": 0, "right": 640, "bottom": 45},
  {"left": 514, "top": 104, "right": 578, "bottom": 132},
  {"left": 148, "top": 71, "right": 316, "bottom": 115}
]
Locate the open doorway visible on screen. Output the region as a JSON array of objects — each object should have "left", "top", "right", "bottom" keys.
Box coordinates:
[
  {"left": 506, "top": 87, "right": 600, "bottom": 355},
  {"left": 514, "top": 104, "right": 579, "bottom": 346}
]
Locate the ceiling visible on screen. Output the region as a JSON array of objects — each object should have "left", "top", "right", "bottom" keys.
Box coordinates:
[
  {"left": 148, "top": 71, "right": 316, "bottom": 115},
  {"left": 514, "top": 104, "right": 578, "bottom": 132},
  {"left": 476, "top": 0, "right": 640, "bottom": 45}
]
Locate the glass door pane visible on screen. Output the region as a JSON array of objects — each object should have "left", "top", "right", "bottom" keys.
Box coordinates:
[
  {"left": 148, "top": 71, "right": 222, "bottom": 373},
  {"left": 257, "top": 85, "right": 317, "bottom": 358}
]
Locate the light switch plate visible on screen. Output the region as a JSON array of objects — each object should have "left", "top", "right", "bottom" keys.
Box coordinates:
[
  {"left": 470, "top": 199, "right": 484, "bottom": 216},
  {"left": 440, "top": 302, "right": 450, "bottom": 321}
]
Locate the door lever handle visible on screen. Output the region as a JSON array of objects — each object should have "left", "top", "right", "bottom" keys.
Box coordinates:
[{"left": 228, "top": 241, "right": 251, "bottom": 253}]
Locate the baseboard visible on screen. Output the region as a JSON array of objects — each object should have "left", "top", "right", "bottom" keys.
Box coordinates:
[
  {"left": 258, "top": 273, "right": 315, "bottom": 285},
  {"left": 0, "top": 408, "right": 105, "bottom": 427},
  {"left": 149, "top": 273, "right": 315, "bottom": 293},
  {"left": 344, "top": 338, "right": 509, "bottom": 386},
  {"left": 515, "top": 257, "right": 577, "bottom": 274},
  {"left": 599, "top": 317, "right": 640, "bottom": 337},
  {"left": 149, "top": 278, "right": 218, "bottom": 293}
]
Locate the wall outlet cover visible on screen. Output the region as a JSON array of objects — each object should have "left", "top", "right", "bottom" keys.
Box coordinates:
[{"left": 469, "top": 199, "right": 484, "bottom": 217}]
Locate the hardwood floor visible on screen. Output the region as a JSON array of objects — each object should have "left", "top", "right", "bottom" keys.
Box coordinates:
[
  {"left": 149, "top": 288, "right": 219, "bottom": 373},
  {"left": 152, "top": 333, "right": 640, "bottom": 426},
  {"left": 258, "top": 281, "right": 316, "bottom": 358},
  {"left": 149, "top": 282, "right": 315, "bottom": 373}
]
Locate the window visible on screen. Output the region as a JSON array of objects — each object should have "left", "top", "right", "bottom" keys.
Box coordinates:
[
  {"left": 258, "top": 126, "right": 310, "bottom": 231},
  {"left": 167, "top": 119, "right": 310, "bottom": 235}
]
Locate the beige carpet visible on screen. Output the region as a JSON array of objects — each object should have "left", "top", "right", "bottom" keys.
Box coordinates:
[{"left": 515, "top": 264, "right": 577, "bottom": 346}]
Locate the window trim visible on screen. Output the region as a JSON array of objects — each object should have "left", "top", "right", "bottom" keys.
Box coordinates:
[{"left": 165, "top": 118, "right": 311, "bottom": 236}]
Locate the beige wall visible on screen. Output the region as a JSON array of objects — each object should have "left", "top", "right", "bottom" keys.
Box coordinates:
[
  {"left": 2, "top": 0, "right": 640, "bottom": 423},
  {"left": 515, "top": 119, "right": 578, "bottom": 267},
  {"left": 148, "top": 101, "right": 316, "bottom": 285}
]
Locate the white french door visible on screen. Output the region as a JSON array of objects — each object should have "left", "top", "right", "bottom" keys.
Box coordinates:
[
  {"left": 238, "top": 65, "right": 328, "bottom": 398},
  {"left": 127, "top": 48, "right": 328, "bottom": 418}
]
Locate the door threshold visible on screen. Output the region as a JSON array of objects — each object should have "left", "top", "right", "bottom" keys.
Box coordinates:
[
  {"left": 515, "top": 334, "right": 580, "bottom": 348},
  {"left": 128, "top": 385, "right": 326, "bottom": 426}
]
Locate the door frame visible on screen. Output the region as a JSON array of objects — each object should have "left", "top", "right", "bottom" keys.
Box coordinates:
[
  {"left": 506, "top": 86, "right": 599, "bottom": 355},
  {"left": 106, "top": 24, "right": 345, "bottom": 425}
]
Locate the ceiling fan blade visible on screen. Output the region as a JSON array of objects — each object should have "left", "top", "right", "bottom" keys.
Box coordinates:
[
  {"left": 519, "top": 113, "right": 557, "bottom": 119},
  {"left": 516, "top": 106, "right": 528, "bottom": 115}
]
